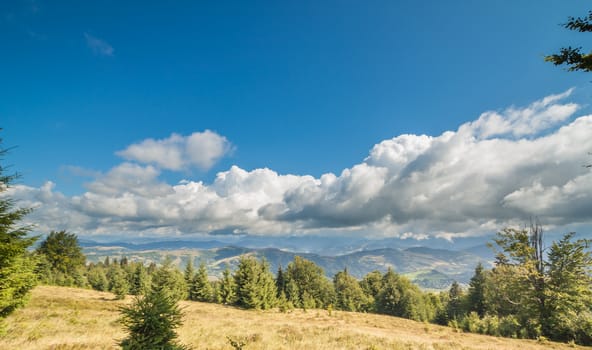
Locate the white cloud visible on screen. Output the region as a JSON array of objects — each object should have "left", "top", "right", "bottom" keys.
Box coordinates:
[
  {"left": 8, "top": 90, "right": 592, "bottom": 239},
  {"left": 463, "top": 88, "right": 578, "bottom": 139},
  {"left": 116, "top": 130, "right": 233, "bottom": 171},
  {"left": 84, "top": 33, "right": 114, "bottom": 56}
]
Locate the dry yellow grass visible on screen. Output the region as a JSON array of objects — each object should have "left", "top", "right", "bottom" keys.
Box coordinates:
[{"left": 0, "top": 285, "right": 585, "bottom": 350}]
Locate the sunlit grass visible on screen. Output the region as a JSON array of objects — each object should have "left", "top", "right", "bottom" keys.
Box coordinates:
[{"left": 0, "top": 285, "right": 585, "bottom": 349}]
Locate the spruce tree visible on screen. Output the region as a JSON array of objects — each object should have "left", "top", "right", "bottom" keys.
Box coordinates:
[
  {"left": 467, "top": 263, "right": 487, "bottom": 317},
  {"left": 189, "top": 262, "right": 213, "bottom": 302},
  {"left": 119, "top": 287, "right": 188, "bottom": 350},
  {"left": 183, "top": 258, "right": 195, "bottom": 298},
  {"left": 152, "top": 257, "right": 188, "bottom": 301},
  {"left": 446, "top": 281, "right": 464, "bottom": 321},
  {"left": 130, "top": 263, "right": 151, "bottom": 296},
  {"left": 217, "top": 266, "right": 236, "bottom": 305},
  {"left": 0, "top": 135, "right": 38, "bottom": 318},
  {"left": 108, "top": 265, "right": 130, "bottom": 300},
  {"left": 275, "top": 265, "right": 286, "bottom": 297},
  {"left": 233, "top": 256, "right": 277, "bottom": 310},
  {"left": 87, "top": 265, "right": 109, "bottom": 291}
]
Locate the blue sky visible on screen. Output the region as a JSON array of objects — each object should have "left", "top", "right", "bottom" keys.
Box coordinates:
[{"left": 2, "top": 1, "right": 592, "bottom": 241}]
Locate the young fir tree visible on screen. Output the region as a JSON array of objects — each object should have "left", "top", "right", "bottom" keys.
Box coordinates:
[
  {"left": 275, "top": 265, "right": 286, "bottom": 298},
  {"left": 108, "top": 265, "right": 130, "bottom": 300},
  {"left": 190, "top": 262, "right": 213, "bottom": 302},
  {"left": 130, "top": 263, "right": 151, "bottom": 296},
  {"left": 217, "top": 265, "right": 236, "bottom": 305},
  {"left": 183, "top": 258, "right": 195, "bottom": 298},
  {"left": 87, "top": 265, "right": 109, "bottom": 291},
  {"left": 152, "top": 257, "right": 188, "bottom": 302},
  {"left": 0, "top": 136, "right": 38, "bottom": 318},
  {"left": 119, "top": 287, "right": 188, "bottom": 350}
]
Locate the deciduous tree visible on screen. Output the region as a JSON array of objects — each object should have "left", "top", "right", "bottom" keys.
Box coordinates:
[{"left": 546, "top": 10, "right": 592, "bottom": 72}]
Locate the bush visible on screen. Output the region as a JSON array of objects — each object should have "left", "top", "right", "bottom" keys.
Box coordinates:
[
  {"left": 481, "top": 314, "right": 500, "bottom": 336},
  {"left": 461, "top": 312, "right": 482, "bottom": 334},
  {"left": 499, "top": 315, "right": 520, "bottom": 338}
]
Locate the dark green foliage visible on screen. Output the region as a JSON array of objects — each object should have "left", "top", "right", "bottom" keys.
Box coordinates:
[
  {"left": 284, "top": 256, "right": 334, "bottom": 309},
  {"left": 466, "top": 263, "right": 487, "bottom": 317},
  {"left": 0, "top": 137, "right": 38, "bottom": 318},
  {"left": 217, "top": 266, "right": 236, "bottom": 305},
  {"left": 375, "top": 268, "right": 429, "bottom": 321},
  {"left": 546, "top": 10, "right": 592, "bottom": 72},
  {"left": 233, "top": 256, "right": 277, "bottom": 310},
  {"left": 333, "top": 268, "right": 370, "bottom": 312},
  {"left": 183, "top": 259, "right": 195, "bottom": 298},
  {"left": 129, "top": 263, "right": 151, "bottom": 296},
  {"left": 275, "top": 265, "right": 285, "bottom": 297},
  {"left": 36, "top": 230, "right": 85, "bottom": 275},
  {"left": 545, "top": 233, "right": 592, "bottom": 343},
  {"left": 359, "top": 270, "right": 383, "bottom": 312},
  {"left": 189, "top": 262, "right": 213, "bottom": 302},
  {"left": 152, "top": 258, "right": 188, "bottom": 302},
  {"left": 446, "top": 281, "right": 464, "bottom": 322},
  {"left": 453, "top": 227, "right": 592, "bottom": 344},
  {"left": 119, "top": 287, "right": 188, "bottom": 350},
  {"left": 86, "top": 266, "right": 109, "bottom": 291},
  {"left": 108, "top": 265, "right": 130, "bottom": 300}
]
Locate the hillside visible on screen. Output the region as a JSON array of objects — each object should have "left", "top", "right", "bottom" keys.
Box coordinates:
[{"left": 0, "top": 286, "right": 584, "bottom": 350}]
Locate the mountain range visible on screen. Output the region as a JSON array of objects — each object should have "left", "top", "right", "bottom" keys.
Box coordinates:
[{"left": 81, "top": 237, "right": 496, "bottom": 290}]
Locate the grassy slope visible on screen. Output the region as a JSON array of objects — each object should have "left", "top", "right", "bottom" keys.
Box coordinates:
[{"left": 0, "top": 286, "right": 584, "bottom": 350}]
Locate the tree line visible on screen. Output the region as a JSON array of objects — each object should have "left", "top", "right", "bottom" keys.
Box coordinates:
[{"left": 27, "top": 223, "right": 592, "bottom": 346}]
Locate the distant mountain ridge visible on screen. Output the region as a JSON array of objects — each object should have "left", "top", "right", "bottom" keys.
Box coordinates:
[{"left": 82, "top": 239, "right": 493, "bottom": 290}]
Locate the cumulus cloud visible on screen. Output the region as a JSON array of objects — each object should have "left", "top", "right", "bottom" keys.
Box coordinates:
[
  {"left": 84, "top": 33, "right": 114, "bottom": 56},
  {"left": 116, "top": 130, "right": 233, "bottom": 171},
  {"left": 8, "top": 90, "right": 592, "bottom": 239},
  {"left": 463, "top": 88, "right": 578, "bottom": 139}
]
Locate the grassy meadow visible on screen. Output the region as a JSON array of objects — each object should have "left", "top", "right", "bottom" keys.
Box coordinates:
[{"left": 0, "top": 285, "right": 585, "bottom": 350}]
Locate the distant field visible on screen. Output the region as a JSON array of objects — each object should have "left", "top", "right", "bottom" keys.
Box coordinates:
[{"left": 0, "top": 285, "right": 584, "bottom": 350}]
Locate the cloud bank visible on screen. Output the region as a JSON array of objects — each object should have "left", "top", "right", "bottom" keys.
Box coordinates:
[{"left": 8, "top": 91, "right": 592, "bottom": 239}]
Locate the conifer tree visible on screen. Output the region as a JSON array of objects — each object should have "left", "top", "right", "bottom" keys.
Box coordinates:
[
  {"left": 152, "top": 257, "right": 187, "bottom": 301},
  {"left": 189, "top": 262, "right": 213, "bottom": 302},
  {"left": 233, "top": 256, "right": 277, "bottom": 310},
  {"left": 183, "top": 258, "right": 195, "bottom": 298},
  {"left": 0, "top": 136, "right": 38, "bottom": 318},
  {"left": 130, "top": 263, "right": 151, "bottom": 296},
  {"left": 87, "top": 265, "right": 109, "bottom": 291},
  {"left": 275, "top": 265, "right": 286, "bottom": 297},
  {"left": 446, "top": 281, "right": 464, "bottom": 321},
  {"left": 217, "top": 266, "right": 236, "bottom": 305},
  {"left": 108, "top": 265, "right": 130, "bottom": 300},
  {"left": 119, "top": 287, "right": 188, "bottom": 350},
  {"left": 466, "top": 263, "right": 487, "bottom": 317}
]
